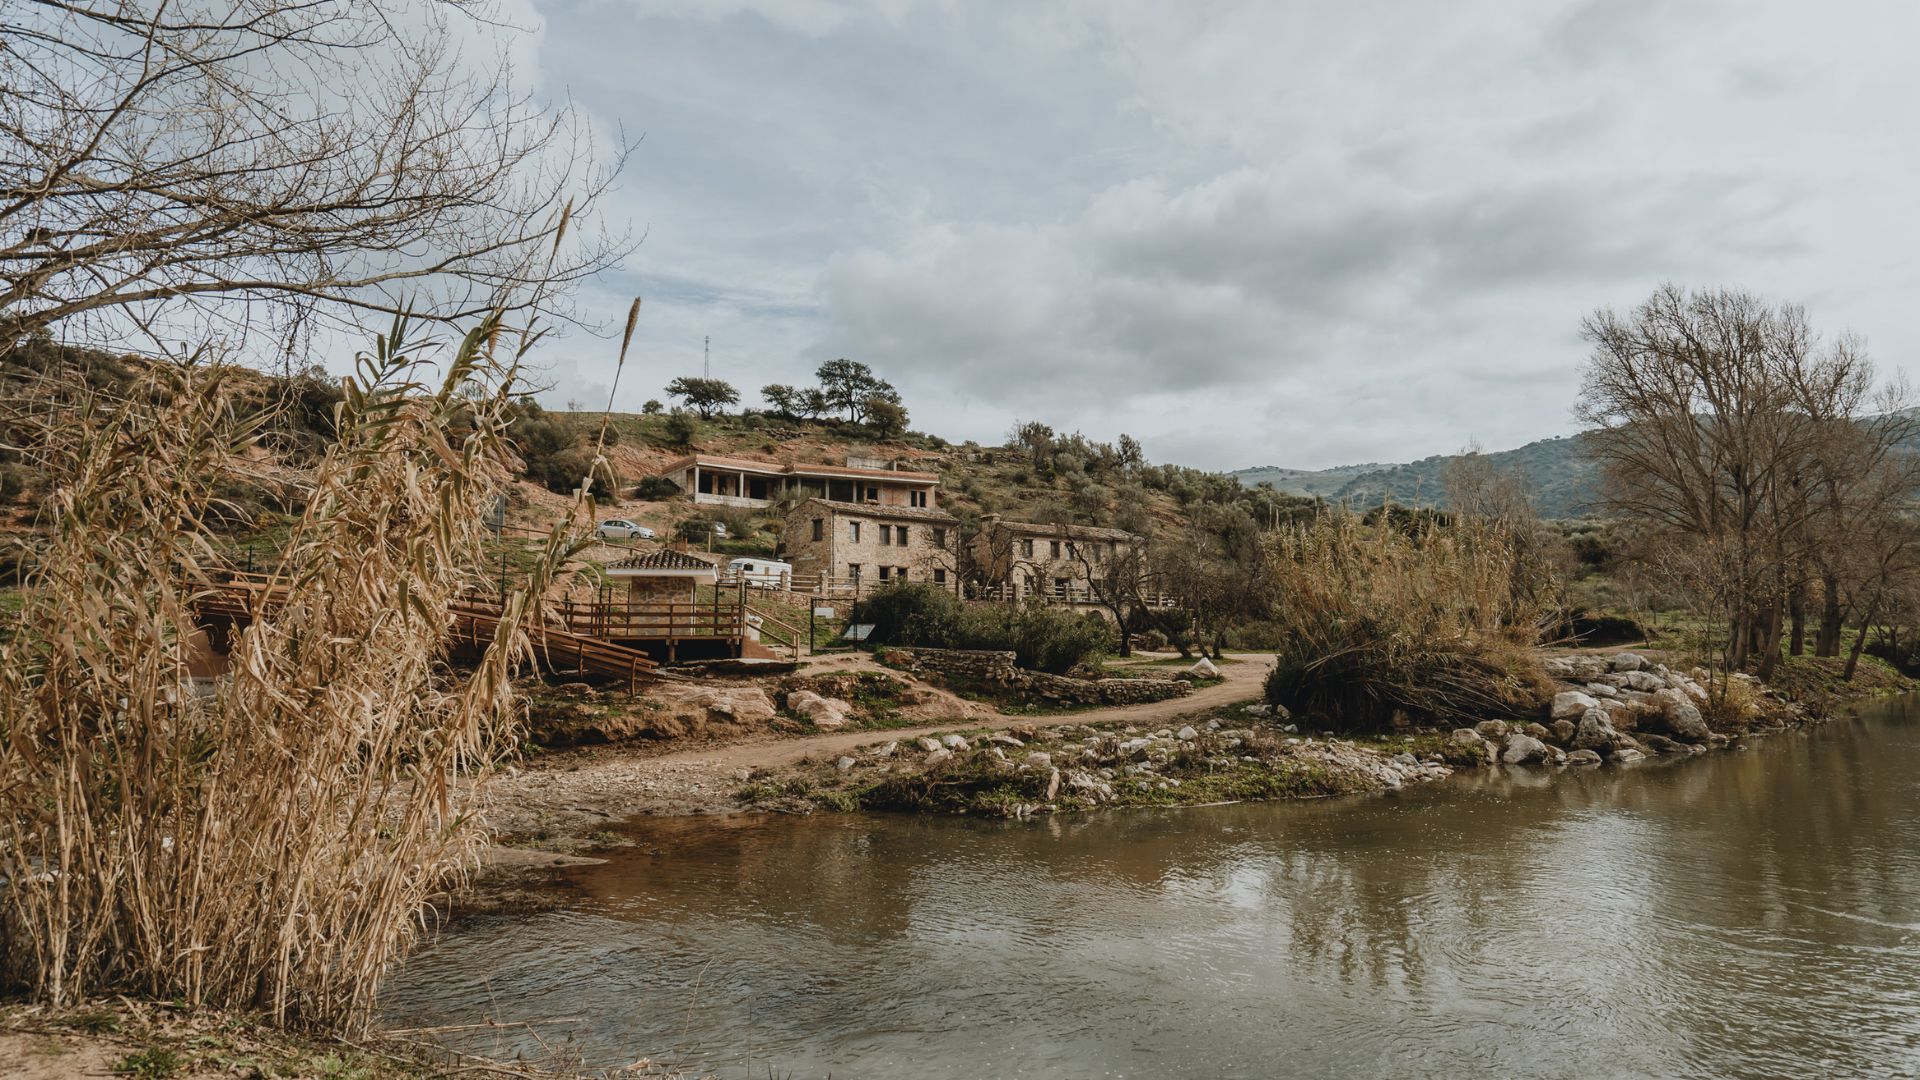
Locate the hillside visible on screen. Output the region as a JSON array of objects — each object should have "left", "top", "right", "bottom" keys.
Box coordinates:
[{"left": 1232, "top": 433, "right": 1601, "bottom": 519}]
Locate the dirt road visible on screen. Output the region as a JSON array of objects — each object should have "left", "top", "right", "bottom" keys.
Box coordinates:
[{"left": 482, "top": 655, "right": 1272, "bottom": 838}]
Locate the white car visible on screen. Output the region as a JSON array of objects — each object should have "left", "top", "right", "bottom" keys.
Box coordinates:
[{"left": 595, "top": 519, "right": 655, "bottom": 541}]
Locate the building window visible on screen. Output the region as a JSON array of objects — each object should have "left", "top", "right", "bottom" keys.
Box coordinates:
[
  {"left": 933, "top": 568, "right": 947, "bottom": 584},
  {"left": 849, "top": 521, "right": 862, "bottom": 543},
  {"left": 878, "top": 565, "right": 891, "bottom": 581},
  {"left": 1021, "top": 538, "right": 1034, "bottom": 558},
  {"left": 811, "top": 518, "right": 824, "bottom": 542},
  {"left": 910, "top": 490, "right": 928, "bottom": 507},
  {"left": 866, "top": 485, "right": 880, "bottom": 502},
  {"left": 897, "top": 526, "right": 910, "bottom": 546},
  {"left": 1050, "top": 540, "right": 1062, "bottom": 558},
  {"left": 849, "top": 563, "right": 862, "bottom": 581},
  {"left": 879, "top": 524, "right": 892, "bottom": 545},
  {"left": 1054, "top": 577, "right": 1069, "bottom": 596},
  {"left": 932, "top": 527, "right": 947, "bottom": 548}
]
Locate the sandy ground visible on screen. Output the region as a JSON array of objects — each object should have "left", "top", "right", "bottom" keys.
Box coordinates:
[{"left": 480, "top": 653, "right": 1270, "bottom": 841}]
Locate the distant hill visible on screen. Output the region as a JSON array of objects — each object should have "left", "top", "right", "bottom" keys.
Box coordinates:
[{"left": 1233, "top": 434, "right": 1603, "bottom": 519}]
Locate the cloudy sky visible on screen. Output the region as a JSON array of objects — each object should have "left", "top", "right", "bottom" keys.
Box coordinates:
[{"left": 514, "top": 0, "right": 1920, "bottom": 471}]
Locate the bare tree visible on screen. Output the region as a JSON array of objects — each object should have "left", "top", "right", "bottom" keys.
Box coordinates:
[
  {"left": 1, "top": 1, "right": 630, "bottom": 357},
  {"left": 1577, "top": 284, "right": 1914, "bottom": 677}
]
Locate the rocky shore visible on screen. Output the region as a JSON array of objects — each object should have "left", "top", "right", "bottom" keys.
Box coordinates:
[{"left": 733, "top": 649, "right": 1897, "bottom": 818}]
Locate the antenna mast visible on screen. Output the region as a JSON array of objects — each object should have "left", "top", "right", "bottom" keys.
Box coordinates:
[{"left": 704, "top": 335, "right": 710, "bottom": 379}]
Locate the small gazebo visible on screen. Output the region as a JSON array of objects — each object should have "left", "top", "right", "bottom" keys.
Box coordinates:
[{"left": 604, "top": 544, "right": 719, "bottom": 603}]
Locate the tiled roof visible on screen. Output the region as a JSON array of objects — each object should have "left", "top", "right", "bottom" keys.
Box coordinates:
[
  {"left": 658, "top": 453, "right": 940, "bottom": 483},
  {"left": 800, "top": 498, "right": 959, "bottom": 524},
  {"left": 987, "top": 518, "right": 1138, "bottom": 541},
  {"left": 606, "top": 547, "right": 719, "bottom": 571}
]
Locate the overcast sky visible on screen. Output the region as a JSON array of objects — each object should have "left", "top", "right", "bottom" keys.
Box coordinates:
[{"left": 513, "top": 0, "right": 1920, "bottom": 471}]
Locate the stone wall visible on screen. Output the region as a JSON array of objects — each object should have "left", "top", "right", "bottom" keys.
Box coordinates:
[{"left": 880, "top": 646, "right": 1190, "bottom": 708}]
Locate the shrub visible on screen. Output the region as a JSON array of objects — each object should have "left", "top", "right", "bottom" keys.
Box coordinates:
[
  {"left": 642, "top": 399, "right": 664, "bottom": 414},
  {"left": 851, "top": 583, "right": 963, "bottom": 646},
  {"left": 852, "top": 589, "right": 1110, "bottom": 673},
  {"left": 663, "top": 409, "right": 699, "bottom": 446},
  {"left": 1260, "top": 511, "right": 1556, "bottom": 731},
  {"left": 632, "top": 474, "right": 682, "bottom": 500}
]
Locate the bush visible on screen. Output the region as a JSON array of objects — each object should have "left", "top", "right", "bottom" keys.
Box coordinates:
[
  {"left": 851, "top": 588, "right": 1111, "bottom": 673},
  {"left": 632, "top": 475, "right": 681, "bottom": 500},
  {"left": 1260, "top": 511, "right": 1556, "bottom": 731},
  {"left": 852, "top": 583, "right": 964, "bottom": 646},
  {"left": 663, "top": 409, "right": 699, "bottom": 446}
]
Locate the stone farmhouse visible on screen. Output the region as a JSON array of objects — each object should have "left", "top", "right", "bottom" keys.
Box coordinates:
[
  {"left": 657, "top": 453, "right": 939, "bottom": 510},
  {"left": 778, "top": 498, "right": 960, "bottom": 591},
  {"left": 968, "top": 514, "right": 1142, "bottom": 603}
]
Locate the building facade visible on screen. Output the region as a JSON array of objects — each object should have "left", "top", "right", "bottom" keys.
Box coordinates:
[
  {"left": 968, "top": 515, "right": 1141, "bottom": 602},
  {"left": 656, "top": 453, "right": 939, "bottom": 510},
  {"left": 778, "top": 498, "right": 960, "bottom": 591}
]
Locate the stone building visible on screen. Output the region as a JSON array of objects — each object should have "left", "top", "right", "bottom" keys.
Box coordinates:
[
  {"left": 778, "top": 498, "right": 961, "bottom": 591},
  {"left": 604, "top": 544, "right": 718, "bottom": 602},
  {"left": 655, "top": 453, "right": 940, "bottom": 510},
  {"left": 968, "top": 515, "right": 1141, "bottom": 602}
]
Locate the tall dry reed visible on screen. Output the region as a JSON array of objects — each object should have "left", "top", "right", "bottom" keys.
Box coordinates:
[
  {"left": 0, "top": 317, "right": 580, "bottom": 1030},
  {"left": 1262, "top": 510, "right": 1560, "bottom": 730}
]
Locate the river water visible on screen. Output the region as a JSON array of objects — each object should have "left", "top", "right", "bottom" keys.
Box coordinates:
[{"left": 386, "top": 698, "right": 1920, "bottom": 1078}]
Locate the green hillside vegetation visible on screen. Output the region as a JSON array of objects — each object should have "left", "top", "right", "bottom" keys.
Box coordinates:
[{"left": 1234, "top": 434, "right": 1601, "bottom": 519}]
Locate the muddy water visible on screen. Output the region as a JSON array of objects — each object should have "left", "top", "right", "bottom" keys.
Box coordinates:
[{"left": 386, "top": 699, "right": 1920, "bottom": 1078}]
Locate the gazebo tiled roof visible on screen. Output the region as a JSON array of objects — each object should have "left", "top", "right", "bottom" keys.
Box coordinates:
[{"left": 606, "top": 547, "right": 718, "bottom": 572}]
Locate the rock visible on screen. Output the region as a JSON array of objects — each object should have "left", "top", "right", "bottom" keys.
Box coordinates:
[
  {"left": 940, "top": 733, "right": 970, "bottom": 750},
  {"left": 834, "top": 756, "right": 856, "bottom": 771},
  {"left": 1474, "top": 719, "right": 1510, "bottom": 740},
  {"left": 1609, "top": 652, "right": 1649, "bottom": 672},
  {"left": 1584, "top": 682, "right": 1621, "bottom": 698},
  {"left": 1118, "top": 737, "right": 1152, "bottom": 757},
  {"left": 1501, "top": 733, "right": 1550, "bottom": 765},
  {"left": 1565, "top": 748, "right": 1603, "bottom": 767},
  {"left": 1639, "top": 734, "right": 1684, "bottom": 755},
  {"left": 915, "top": 737, "right": 943, "bottom": 753},
  {"left": 1610, "top": 747, "right": 1647, "bottom": 765},
  {"left": 1189, "top": 656, "right": 1220, "bottom": 678},
  {"left": 1572, "top": 707, "right": 1619, "bottom": 752},
  {"left": 1025, "top": 751, "right": 1054, "bottom": 770},
  {"left": 1623, "top": 670, "right": 1665, "bottom": 692},
  {"left": 988, "top": 734, "right": 1025, "bottom": 748},
  {"left": 1522, "top": 722, "right": 1550, "bottom": 741},
  {"left": 1177, "top": 725, "right": 1199, "bottom": 741},
  {"left": 1242, "top": 703, "right": 1272, "bottom": 717},
  {"left": 874, "top": 741, "right": 898, "bottom": 758},
  {"left": 1392, "top": 751, "right": 1419, "bottom": 767},
  {"left": 925, "top": 748, "right": 953, "bottom": 765},
  {"left": 1043, "top": 768, "right": 1061, "bottom": 801},
  {"left": 1551, "top": 718, "right": 1576, "bottom": 744},
  {"left": 786, "top": 690, "right": 852, "bottom": 730},
  {"left": 1449, "top": 728, "right": 1483, "bottom": 746},
  {"left": 1662, "top": 701, "right": 1711, "bottom": 743},
  {"left": 1552, "top": 691, "right": 1600, "bottom": 720},
  {"left": 1282, "top": 724, "right": 1299, "bottom": 734}
]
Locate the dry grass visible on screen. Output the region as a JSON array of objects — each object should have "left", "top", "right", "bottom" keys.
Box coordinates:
[
  {"left": 1261, "top": 510, "right": 1559, "bottom": 731},
  {"left": 0, "top": 317, "right": 594, "bottom": 1031}
]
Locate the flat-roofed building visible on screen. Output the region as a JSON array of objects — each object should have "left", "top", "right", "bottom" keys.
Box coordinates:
[{"left": 655, "top": 454, "right": 939, "bottom": 510}]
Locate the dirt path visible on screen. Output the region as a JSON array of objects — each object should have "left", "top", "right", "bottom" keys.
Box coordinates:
[{"left": 482, "top": 655, "right": 1271, "bottom": 838}]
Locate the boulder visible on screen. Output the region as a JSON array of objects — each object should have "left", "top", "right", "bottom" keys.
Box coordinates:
[
  {"left": 925, "top": 748, "right": 953, "bottom": 765},
  {"left": 1189, "top": 656, "right": 1220, "bottom": 678},
  {"left": 1623, "top": 670, "right": 1666, "bottom": 692},
  {"left": 1610, "top": 747, "right": 1647, "bottom": 765},
  {"left": 1242, "top": 703, "right": 1272, "bottom": 717},
  {"left": 1662, "top": 701, "right": 1711, "bottom": 743},
  {"left": 1572, "top": 707, "right": 1620, "bottom": 752},
  {"left": 1501, "top": 733, "right": 1550, "bottom": 765},
  {"left": 1550, "top": 718, "right": 1577, "bottom": 744},
  {"left": 1552, "top": 691, "right": 1601, "bottom": 720},
  {"left": 1609, "top": 652, "right": 1649, "bottom": 672},
  {"left": 1474, "top": 719, "right": 1510, "bottom": 740},
  {"left": 1026, "top": 751, "right": 1054, "bottom": 770},
  {"left": 915, "top": 736, "right": 943, "bottom": 753},
  {"left": 1043, "top": 768, "right": 1061, "bottom": 801},
  {"left": 834, "top": 756, "right": 856, "bottom": 771},
  {"left": 873, "top": 741, "right": 899, "bottom": 758},
  {"left": 940, "top": 733, "right": 970, "bottom": 750},
  {"left": 1565, "top": 748, "right": 1603, "bottom": 767},
  {"left": 1584, "top": 682, "right": 1621, "bottom": 698},
  {"left": 1522, "top": 722, "right": 1551, "bottom": 741},
  {"left": 1177, "top": 725, "right": 1199, "bottom": 741},
  {"left": 786, "top": 690, "right": 852, "bottom": 730}
]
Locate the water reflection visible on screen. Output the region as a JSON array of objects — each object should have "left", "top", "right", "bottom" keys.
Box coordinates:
[{"left": 388, "top": 700, "right": 1920, "bottom": 1078}]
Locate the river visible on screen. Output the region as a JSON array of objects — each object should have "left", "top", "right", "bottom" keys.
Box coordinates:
[{"left": 386, "top": 698, "right": 1920, "bottom": 1078}]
